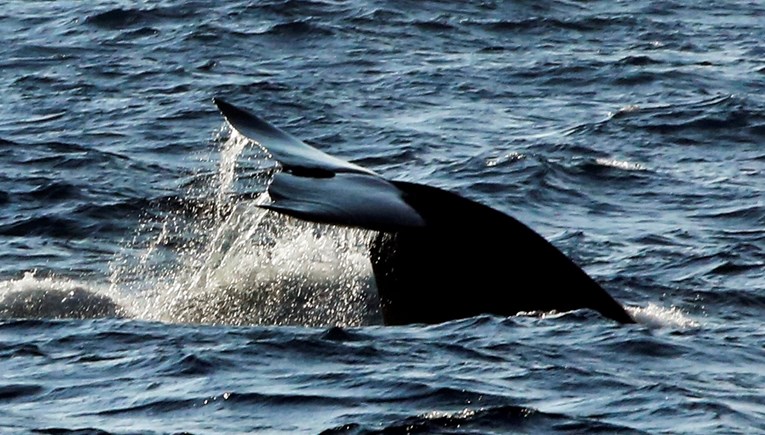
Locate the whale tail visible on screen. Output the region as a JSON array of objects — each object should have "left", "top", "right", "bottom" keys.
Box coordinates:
[{"left": 214, "top": 98, "right": 634, "bottom": 324}]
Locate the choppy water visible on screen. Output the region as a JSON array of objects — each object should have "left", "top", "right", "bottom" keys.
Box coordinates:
[{"left": 1, "top": 1, "right": 764, "bottom": 433}]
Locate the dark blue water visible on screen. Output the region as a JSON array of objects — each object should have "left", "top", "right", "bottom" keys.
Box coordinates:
[{"left": 1, "top": 1, "right": 764, "bottom": 433}]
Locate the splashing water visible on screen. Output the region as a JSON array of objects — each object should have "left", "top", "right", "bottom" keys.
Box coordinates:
[{"left": 108, "top": 127, "right": 381, "bottom": 327}]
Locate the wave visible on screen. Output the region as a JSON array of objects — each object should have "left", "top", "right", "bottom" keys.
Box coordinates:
[
  {"left": 84, "top": 5, "right": 202, "bottom": 30},
  {"left": 262, "top": 20, "right": 335, "bottom": 37},
  {"left": 470, "top": 15, "right": 639, "bottom": 34},
  {"left": 323, "top": 404, "right": 643, "bottom": 434}
]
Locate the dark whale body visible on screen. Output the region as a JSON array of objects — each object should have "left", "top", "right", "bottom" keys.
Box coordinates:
[{"left": 214, "top": 98, "right": 634, "bottom": 325}]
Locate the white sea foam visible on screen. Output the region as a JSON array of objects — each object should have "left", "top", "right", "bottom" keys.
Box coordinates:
[
  {"left": 594, "top": 158, "right": 646, "bottom": 171},
  {"left": 486, "top": 152, "right": 525, "bottom": 167},
  {"left": 0, "top": 272, "right": 123, "bottom": 319},
  {"left": 627, "top": 303, "right": 699, "bottom": 329}
]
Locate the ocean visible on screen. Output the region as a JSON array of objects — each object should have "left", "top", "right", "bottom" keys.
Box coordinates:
[{"left": 0, "top": 1, "right": 763, "bottom": 433}]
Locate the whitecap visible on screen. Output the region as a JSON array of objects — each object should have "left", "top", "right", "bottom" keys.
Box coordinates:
[
  {"left": 627, "top": 303, "right": 699, "bottom": 329},
  {"left": 0, "top": 272, "right": 123, "bottom": 320},
  {"left": 594, "top": 158, "right": 646, "bottom": 171}
]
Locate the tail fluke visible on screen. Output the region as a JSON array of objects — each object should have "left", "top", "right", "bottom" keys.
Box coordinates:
[
  {"left": 213, "top": 98, "right": 375, "bottom": 176},
  {"left": 214, "top": 98, "right": 423, "bottom": 231}
]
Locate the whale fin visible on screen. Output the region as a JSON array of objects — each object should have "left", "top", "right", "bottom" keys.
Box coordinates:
[{"left": 213, "top": 99, "right": 635, "bottom": 324}]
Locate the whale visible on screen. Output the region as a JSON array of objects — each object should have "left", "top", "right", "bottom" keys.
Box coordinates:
[{"left": 213, "top": 98, "right": 635, "bottom": 325}]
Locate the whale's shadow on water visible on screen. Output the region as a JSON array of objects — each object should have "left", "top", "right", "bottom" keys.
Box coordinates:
[{"left": 212, "top": 98, "right": 635, "bottom": 325}]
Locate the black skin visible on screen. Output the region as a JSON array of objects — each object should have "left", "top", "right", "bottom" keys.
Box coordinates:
[{"left": 370, "top": 181, "right": 635, "bottom": 325}]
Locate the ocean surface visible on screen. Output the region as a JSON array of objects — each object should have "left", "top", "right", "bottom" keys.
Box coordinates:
[{"left": 1, "top": 1, "right": 763, "bottom": 433}]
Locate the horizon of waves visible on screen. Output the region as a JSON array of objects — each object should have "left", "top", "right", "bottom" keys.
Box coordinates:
[{"left": 107, "top": 126, "right": 382, "bottom": 327}]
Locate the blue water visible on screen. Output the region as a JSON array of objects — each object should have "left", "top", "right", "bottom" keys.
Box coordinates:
[{"left": 1, "top": 1, "right": 764, "bottom": 433}]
